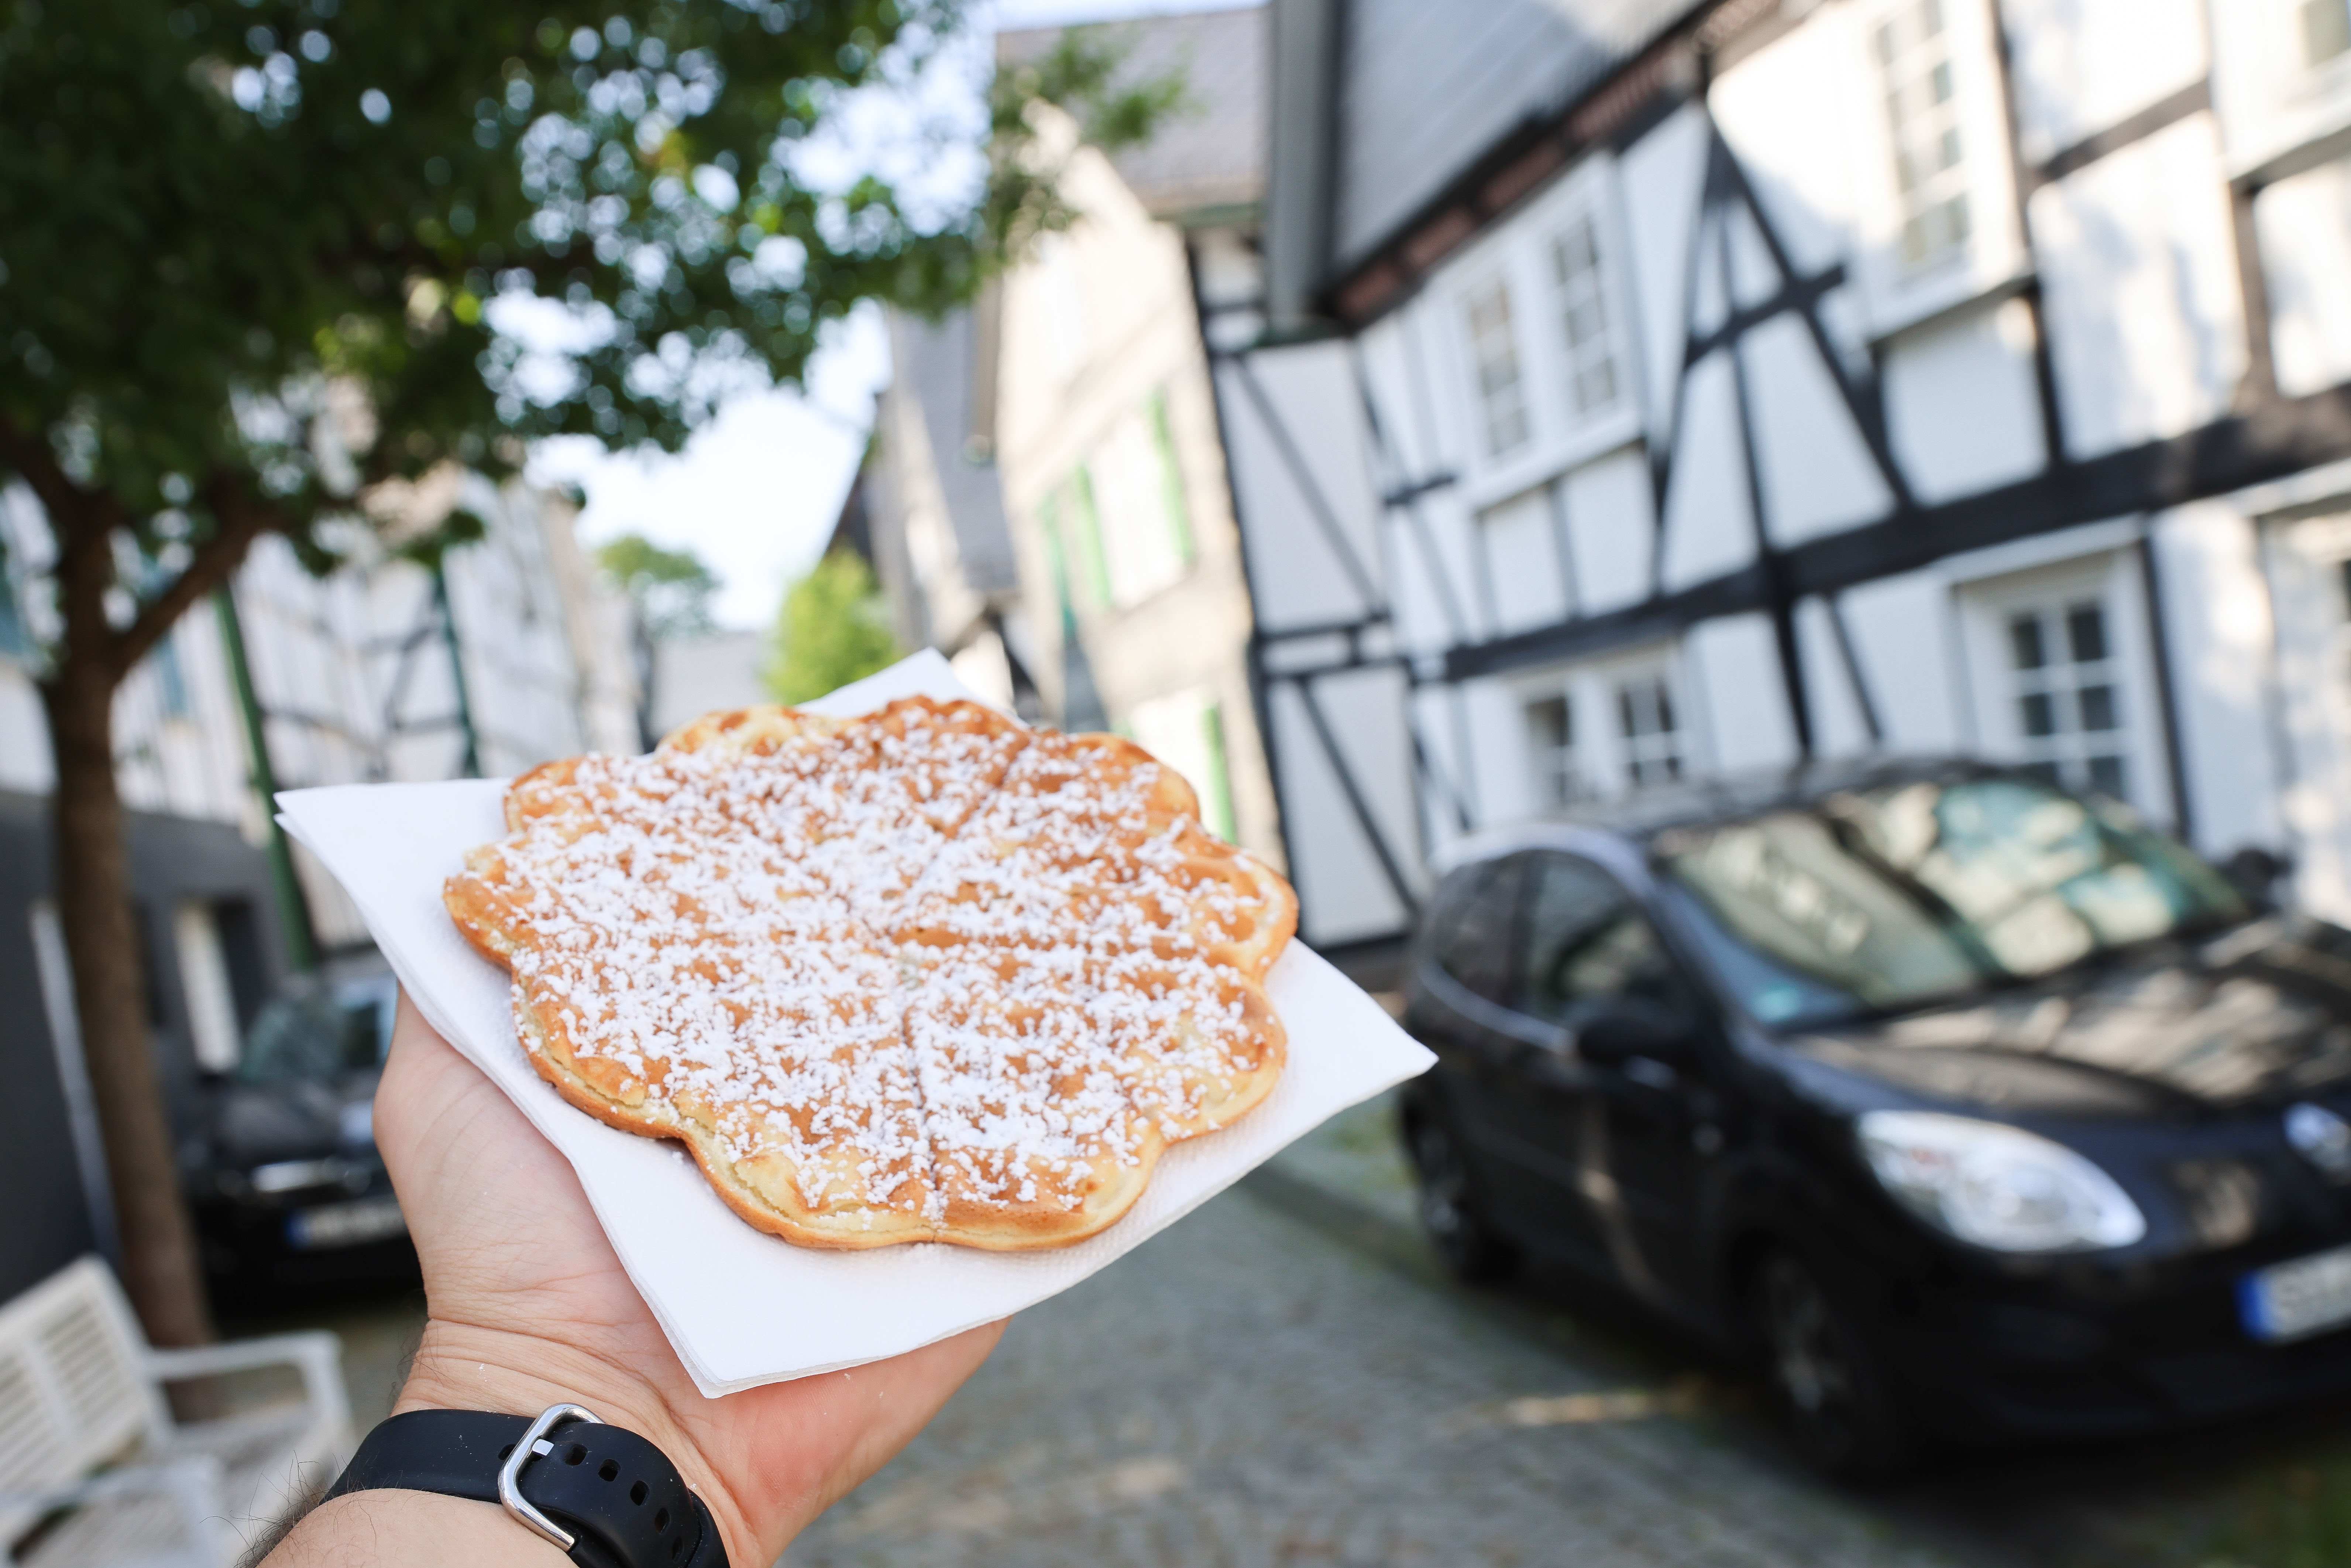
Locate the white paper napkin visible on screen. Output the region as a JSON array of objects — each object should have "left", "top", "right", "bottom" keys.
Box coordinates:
[{"left": 277, "top": 651, "right": 1434, "bottom": 1395}]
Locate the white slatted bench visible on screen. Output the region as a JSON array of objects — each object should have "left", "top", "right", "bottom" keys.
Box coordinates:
[{"left": 0, "top": 1258, "right": 351, "bottom": 1568}]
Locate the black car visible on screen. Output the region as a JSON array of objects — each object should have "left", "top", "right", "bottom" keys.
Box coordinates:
[
  {"left": 1399, "top": 758, "right": 2351, "bottom": 1478},
  {"left": 190, "top": 969, "right": 418, "bottom": 1303}
]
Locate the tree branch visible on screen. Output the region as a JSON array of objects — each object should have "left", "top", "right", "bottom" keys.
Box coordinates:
[
  {"left": 108, "top": 472, "right": 282, "bottom": 680},
  {"left": 0, "top": 411, "right": 108, "bottom": 553}
]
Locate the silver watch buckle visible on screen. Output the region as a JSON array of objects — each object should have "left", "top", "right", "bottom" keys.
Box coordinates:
[{"left": 498, "top": 1402, "right": 604, "bottom": 1552}]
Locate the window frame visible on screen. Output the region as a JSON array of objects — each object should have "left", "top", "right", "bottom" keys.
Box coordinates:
[
  {"left": 1457, "top": 266, "right": 1533, "bottom": 466},
  {"left": 1846, "top": 0, "right": 2027, "bottom": 336},
  {"left": 2211, "top": 0, "right": 2351, "bottom": 178},
  {"left": 1511, "top": 849, "right": 1703, "bottom": 1038},
  {"left": 1424, "top": 853, "right": 1532, "bottom": 1012},
  {"left": 1955, "top": 551, "right": 2176, "bottom": 824},
  {"left": 1438, "top": 157, "right": 1645, "bottom": 512},
  {"left": 1506, "top": 644, "right": 1695, "bottom": 819}
]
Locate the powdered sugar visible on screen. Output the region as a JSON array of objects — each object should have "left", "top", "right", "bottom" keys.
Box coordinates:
[{"left": 447, "top": 699, "right": 1289, "bottom": 1241}]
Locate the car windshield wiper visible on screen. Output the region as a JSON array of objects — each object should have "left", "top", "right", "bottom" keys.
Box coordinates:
[{"left": 1813, "top": 809, "right": 2010, "bottom": 981}]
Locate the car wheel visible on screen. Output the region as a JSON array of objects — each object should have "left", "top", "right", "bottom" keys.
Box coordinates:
[
  {"left": 1753, "top": 1248, "right": 1912, "bottom": 1482},
  {"left": 1407, "top": 1114, "right": 1516, "bottom": 1283}
]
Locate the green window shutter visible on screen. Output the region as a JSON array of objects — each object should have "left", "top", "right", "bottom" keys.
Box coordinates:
[
  {"left": 1038, "top": 494, "right": 1077, "bottom": 636},
  {"left": 1199, "top": 701, "right": 1238, "bottom": 842},
  {"left": 1070, "top": 465, "right": 1114, "bottom": 608},
  {"left": 1148, "top": 390, "right": 1195, "bottom": 565}
]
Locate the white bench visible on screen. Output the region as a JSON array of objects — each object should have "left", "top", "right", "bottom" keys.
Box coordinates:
[{"left": 0, "top": 1258, "right": 352, "bottom": 1568}]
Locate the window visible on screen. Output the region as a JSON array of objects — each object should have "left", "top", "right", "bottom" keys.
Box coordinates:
[
  {"left": 1129, "top": 687, "right": 1238, "bottom": 843},
  {"left": 1430, "top": 855, "right": 1527, "bottom": 1005},
  {"left": 152, "top": 637, "right": 191, "bottom": 719},
  {"left": 2004, "top": 596, "right": 2128, "bottom": 799},
  {"left": 1616, "top": 674, "right": 1683, "bottom": 787},
  {"left": 1550, "top": 216, "right": 1618, "bottom": 417},
  {"left": 1147, "top": 390, "right": 1195, "bottom": 566},
  {"left": 1199, "top": 702, "right": 1237, "bottom": 842},
  {"left": 1037, "top": 494, "right": 1078, "bottom": 635},
  {"left": 173, "top": 901, "right": 242, "bottom": 1073},
  {"left": 2305, "top": 0, "right": 2351, "bottom": 67},
  {"left": 1874, "top": 0, "right": 1971, "bottom": 272},
  {"left": 1516, "top": 853, "right": 1690, "bottom": 1028},
  {"left": 1523, "top": 694, "right": 1582, "bottom": 809},
  {"left": 1063, "top": 467, "right": 1113, "bottom": 609},
  {"left": 1463, "top": 278, "right": 1530, "bottom": 459}
]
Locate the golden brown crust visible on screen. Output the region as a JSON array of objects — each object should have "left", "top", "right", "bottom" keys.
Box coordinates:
[{"left": 442, "top": 696, "right": 1296, "bottom": 1251}]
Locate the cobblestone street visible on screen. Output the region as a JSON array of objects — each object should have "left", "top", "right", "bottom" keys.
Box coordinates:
[
  {"left": 238, "top": 1097, "right": 2351, "bottom": 1568},
  {"left": 785, "top": 1169, "right": 1965, "bottom": 1568}
]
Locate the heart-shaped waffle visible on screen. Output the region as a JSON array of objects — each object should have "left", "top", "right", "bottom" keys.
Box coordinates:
[{"left": 442, "top": 697, "right": 1296, "bottom": 1250}]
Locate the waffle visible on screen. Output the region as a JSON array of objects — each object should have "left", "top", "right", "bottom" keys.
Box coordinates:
[{"left": 443, "top": 697, "right": 1296, "bottom": 1251}]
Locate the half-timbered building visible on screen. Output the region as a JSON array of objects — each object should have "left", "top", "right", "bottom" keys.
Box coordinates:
[{"left": 1213, "top": 0, "right": 2351, "bottom": 956}]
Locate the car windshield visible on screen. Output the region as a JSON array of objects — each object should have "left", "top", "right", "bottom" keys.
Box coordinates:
[
  {"left": 236, "top": 983, "right": 388, "bottom": 1085},
  {"left": 1654, "top": 776, "right": 2248, "bottom": 1027}
]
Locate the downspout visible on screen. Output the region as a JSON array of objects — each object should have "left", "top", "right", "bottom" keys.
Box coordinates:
[
  {"left": 433, "top": 562, "right": 483, "bottom": 778},
  {"left": 213, "top": 587, "right": 316, "bottom": 971}
]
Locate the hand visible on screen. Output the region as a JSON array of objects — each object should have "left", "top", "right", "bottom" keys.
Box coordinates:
[{"left": 354, "top": 994, "right": 1001, "bottom": 1565}]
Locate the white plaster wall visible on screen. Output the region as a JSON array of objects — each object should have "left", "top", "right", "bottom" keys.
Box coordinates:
[
  {"left": 2150, "top": 499, "right": 2282, "bottom": 854},
  {"left": 1710, "top": 10, "right": 1859, "bottom": 278},
  {"left": 1412, "top": 682, "right": 1478, "bottom": 869},
  {"left": 2031, "top": 113, "right": 2246, "bottom": 461},
  {"left": 1795, "top": 597, "right": 1874, "bottom": 760},
  {"left": 1740, "top": 314, "right": 1896, "bottom": 545},
  {"left": 1561, "top": 446, "right": 1655, "bottom": 614},
  {"left": 1839, "top": 572, "right": 1967, "bottom": 752},
  {"left": 1659, "top": 354, "right": 1757, "bottom": 589},
  {"left": 2210, "top": 0, "right": 2351, "bottom": 176},
  {"left": 1217, "top": 337, "right": 1387, "bottom": 632},
  {"left": 1614, "top": 106, "right": 1712, "bottom": 441},
  {"left": 2001, "top": 0, "right": 2209, "bottom": 164},
  {"left": 2256, "top": 154, "right": 2351, "bottom": 399},
  {"left": 1269, "top": 665, "right": 1420, "bottom": 946},
  {"left": 1687, "top": 612, "right": 1798, "bottom": 772},
  {"left": 1461, "top": 674, "right": 1534, "bottom": 827},
  {"left": 1480, "top": 488, "right": 1570, "bottom": 635},
  {"left": 1882, "top": 298, "right": 2049, "bottom": 503}
]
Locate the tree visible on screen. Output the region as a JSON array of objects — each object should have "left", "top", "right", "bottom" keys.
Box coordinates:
[
  {"left": 0, "top": 0, "right": 1175, "bottom": 1344},
  {"left": 598, "top": 533, "right": 718, "bottom": 638},
  {"left": 766, "top": 549, "right": 900, "bottom": 704}
]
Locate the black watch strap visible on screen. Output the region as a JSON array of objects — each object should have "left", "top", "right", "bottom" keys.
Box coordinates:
[{"left": 324, "top": 1408, "right": 728, "bottom": 1568}]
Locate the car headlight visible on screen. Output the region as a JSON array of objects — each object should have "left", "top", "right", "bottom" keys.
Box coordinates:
[{"left": 1857, "top": 1111, "right": 2145, "bottom": 1252}]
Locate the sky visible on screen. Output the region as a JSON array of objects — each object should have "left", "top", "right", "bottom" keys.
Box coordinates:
[{"left": 527, "top": 0, "right": 1258, "bottom": 631}]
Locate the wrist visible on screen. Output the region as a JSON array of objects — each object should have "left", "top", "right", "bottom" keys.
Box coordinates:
[
  {"left": 273, "top": 1488, "right": 570, "bottom": 1568},
  {"left": 394, "top": 1319, "right": 753, "bottom": 1564}
]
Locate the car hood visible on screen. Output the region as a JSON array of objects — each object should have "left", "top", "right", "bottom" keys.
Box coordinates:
[
  {"left": 1788, "top": 917, "right": 2351, "bottom": 1117},
  {"left": 206, "top": 1069, "right": 382, "bottom": 1168}
]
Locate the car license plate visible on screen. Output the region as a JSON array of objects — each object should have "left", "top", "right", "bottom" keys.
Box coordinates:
[
  {"left": 286, "top": 1196, "right": 406, "bottom": 1251},
  {"left": 2240, "top": 1243, "right": 2351, "bottom": 1343}
]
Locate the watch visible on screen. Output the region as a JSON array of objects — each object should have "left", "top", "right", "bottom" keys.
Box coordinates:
[{"left": 324, "top": 1404, "right": 730, "bottom": 1568}]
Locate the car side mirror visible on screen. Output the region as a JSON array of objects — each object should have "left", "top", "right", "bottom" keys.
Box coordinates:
[
  {"left": 2221, "top": 845, "right": 2293, "bottom": 911},
  {"left": 1574, "top": 1003, "right": 1695, "bottom": 1070}
]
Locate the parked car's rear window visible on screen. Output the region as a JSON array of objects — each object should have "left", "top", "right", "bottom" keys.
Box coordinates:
[{"left": 1656, "top": 777, "right": 2246, "bottom": 1025}]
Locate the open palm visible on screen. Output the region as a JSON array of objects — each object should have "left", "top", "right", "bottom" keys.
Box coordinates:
[{"left": 374, "top": 994, "right": 1002, "bottom": 1565}]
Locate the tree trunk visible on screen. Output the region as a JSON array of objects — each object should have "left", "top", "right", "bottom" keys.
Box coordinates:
[{"left": 42, "top": 633, "right": 216, "bottom": 1348}]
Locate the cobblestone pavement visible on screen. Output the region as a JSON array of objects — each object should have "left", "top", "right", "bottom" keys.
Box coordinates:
[
  {"left": 229, "top": 1091, "right": 2351, "bottom": 1567},
  {"left": 786, "top": 1177, "right": 1969, "bottom": 1568}
]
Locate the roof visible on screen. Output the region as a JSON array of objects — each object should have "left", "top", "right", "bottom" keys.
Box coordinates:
[
  {"left": 884, "top": 309, "right": 1021, "bottom": 597},
  {"left": 1436, "top": 756, "right": 2011, "bottom": 870},
  {"left": 998, "top": 4, "right": 1267, "bottom": 222},
  {"left": 1269, "top": 0, "right": 1702, "bottom": 312}
]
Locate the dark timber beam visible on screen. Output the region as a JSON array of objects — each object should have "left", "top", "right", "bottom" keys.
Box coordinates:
[{"left": 1446, "top": 380, "right": 2351, "bottom": 683}]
